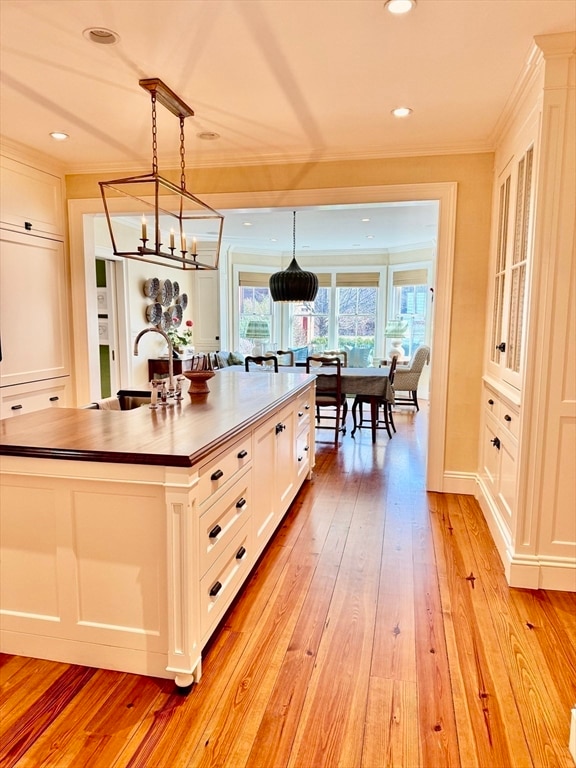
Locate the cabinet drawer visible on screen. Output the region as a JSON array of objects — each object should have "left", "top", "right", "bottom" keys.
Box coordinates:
[
  {"left": 296, "top": 427, "right": 311, "bottom": 482},
  {"left": 200, "top": 522, "right": 251, "bottom": 642},
  {"left": 499, "top": 405, "right": 519, "bottom": 439},
  {"left": 198, "top": 435, "right": 252, "bottom": 507},
  {"left": 0, "top": 378, "right": 70, "bottom": 419},
  {"left": 199, "top": 472, "right": 251, "bottom": 577},
  {"left": 296, "top": 389, "right": 313, "bottom": 430}
]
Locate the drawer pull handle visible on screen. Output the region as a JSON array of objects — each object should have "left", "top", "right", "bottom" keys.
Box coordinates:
[
  {"left": 496, "top": 342, "right": 506, "bottom": 352},
  {"left": 305, "top": 404, "right": 310, "bottom": 410},
  {"left": 491, "top": 437, "right": 501, "bottom": 449},
  {"left": 209, "top": 525, "right": 222, "bottom": 539},
  {"left": 24, "top": 221, "right": 32, "bottom": 230},
  {"left": 211, "top": 469, "right": 224, "bottom": 481},
  {"left": 504, "top": 414, "right": 511, "bottom": 422},
  {"left": 275, "top": 422, "right": 286, "bottom": 434},
  {"left": 237, "top": 449, "right": 248, "bottom": 459},
  {"left": 49, "top": 396, "right": 59, "bottom": 402},
  {"left": 209, "top": 581, "right": 222, "bottom": 597},
  {"left": 236, "top": 497, "right": 246, "bottom": 509},
  {"left": 488, "top": 399, "right": 494, "bottom": 405},
  {"left": 236, "top": 546, "right": 247, "bottom": 560},
  {"left": 298, "top": 411, "right": 304, "bottom": 417},
  {"left": 298, "top": 456, "right": 303, "bottom": 462},
  {"left": 11, "top": 404, "right": 23, "bottom": 411},
  {"left": 304, "top": 445, "right": 309, "bottom": 451}
]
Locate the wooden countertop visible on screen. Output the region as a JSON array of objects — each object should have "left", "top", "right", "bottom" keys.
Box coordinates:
[{"left": 0, "top": 370, "right": 314, "bottom": 468}]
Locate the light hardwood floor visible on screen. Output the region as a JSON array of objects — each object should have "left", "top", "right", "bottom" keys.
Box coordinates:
[{"left": 1, "top": 403, "right": 575, "bottom": 768}]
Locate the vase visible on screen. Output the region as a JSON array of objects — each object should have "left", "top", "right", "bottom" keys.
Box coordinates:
[
  {"left": 388, "top": 338, "right": 405, "bottom": 360},
  {"left": 183, "top": 370, "right": 215, "bottom": 395}
]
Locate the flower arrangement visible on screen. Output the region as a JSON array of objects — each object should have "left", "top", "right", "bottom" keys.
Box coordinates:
[{"left": 167, "top": 319, "right": 194, "bottom": 352}]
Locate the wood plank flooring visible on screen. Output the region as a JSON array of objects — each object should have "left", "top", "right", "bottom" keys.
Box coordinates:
[{"left": 1, "top": 404, "right": 575, "bottom": 767}]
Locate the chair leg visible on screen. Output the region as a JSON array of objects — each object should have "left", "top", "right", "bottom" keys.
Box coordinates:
[
  {"left": 388, "top": 402, "right": 396, "bottom": 432},
  {"left": 380, "top": 400, "right": 393, "bottom": 439},
  {"left": 351, "top": 396, "right": 361, "bottom": 437},
  {"left": 412, "top": 390, "right": 419, "bottom": 411}
]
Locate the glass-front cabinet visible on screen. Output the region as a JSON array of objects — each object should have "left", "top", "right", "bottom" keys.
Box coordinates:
[{"left": 489, "top": 141, "right": 536, "bottom": 391}]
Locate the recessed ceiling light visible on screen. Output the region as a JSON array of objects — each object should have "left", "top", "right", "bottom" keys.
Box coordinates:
[
  {"left": 197, "top": 131, "right": 220, "bottom": 141},
  {"left": 243, "top": 221, "right": 253, "bottom": 227},
  {"left": 361, "top": 217, "right": 370, "bottom": 222},
  {"left": 49, "top": 132, "right": 69, "bottom": 141},
  {"left": 384, "top": 0, "right": 416, "bottom": 15},
  {"left": 366, "top": 235, "right": 375, "bottom": 239},
  {"left": 392, "top": 106, "right": 413, "bottom": 118},
  {"left": 83, "top": 27, "right": 120, "bottom": 45}
]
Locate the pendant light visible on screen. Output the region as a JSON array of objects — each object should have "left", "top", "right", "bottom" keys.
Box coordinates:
[
  {"left": 99, "top": 78, "right": 224, "bottom": 270},
  {"left": 269, "top": 211, "right": 319, "bottom": 302}
]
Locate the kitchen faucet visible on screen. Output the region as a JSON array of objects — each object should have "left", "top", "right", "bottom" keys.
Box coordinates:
[{"left": 134, "top": 327, "right": 174, "bottom": 394}]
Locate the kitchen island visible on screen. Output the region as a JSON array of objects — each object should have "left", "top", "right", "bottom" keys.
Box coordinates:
[{"left": 0, "top": 370, "right": 315, "bottom": 687}]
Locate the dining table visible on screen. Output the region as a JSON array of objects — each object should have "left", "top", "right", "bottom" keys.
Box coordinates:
[{"left": 280, "top": 364, "right": 394, "bottom": 443}]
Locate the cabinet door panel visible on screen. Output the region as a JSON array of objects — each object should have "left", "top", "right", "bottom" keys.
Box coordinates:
[
  {"left": 0, "top": 156, "right": 63, "bottom": 238},
  {"left": 0, "top": 231, "right": 70, "bottom": 386}
]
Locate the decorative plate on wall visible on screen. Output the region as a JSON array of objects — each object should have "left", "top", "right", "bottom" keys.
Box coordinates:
[
  {"left": 159, "top": 310, "right": 172, "bottom": 331},
  {"left": 172, "top": 281, "right": 180, "bottom": 300},
  {"left": 171, "top": 304, "right": 183, "bottom": 327},
  {"left": 158, "top": 279, "right": 173, "bottom": 307},
  {"left": 143, "top": 277, "right": 159, "bottom": 299},
  {"left": 146, "top": 302, "right": 163, "bottom": 325},
  {"left": 176, "top": 292, "right": 188, "bottom": 310}
]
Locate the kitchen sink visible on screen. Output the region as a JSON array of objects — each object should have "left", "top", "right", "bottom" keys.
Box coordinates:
[{"left": 117, "top": 390, "right": 152, "bottom": 410}]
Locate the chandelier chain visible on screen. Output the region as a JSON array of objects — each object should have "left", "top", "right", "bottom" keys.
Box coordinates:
[
  {"left": 179, "top": 116, "right": 186, "bottom": 191},
  {"left": 293, "top": 210, "right": 296, "bottom": 259},
  {"left": 151, "top": 92, "right": 158, "bottom": 175}
]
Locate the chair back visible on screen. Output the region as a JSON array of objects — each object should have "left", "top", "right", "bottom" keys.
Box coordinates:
[
  {"left": 388, "top": 354, "right": 398, "bottom": 385},
  {"left": 190, "top": 353, "right": 209, "bottom": 371},
  {"left": 322, "top": 350, "right": 348, "bottom": 367},
  {"left": 245, "top": 354, "right": 279, "bottom": 372},
  {"left": 407, "top": 345, "right": 430, "bottom": 373},
  {"left": 306, "top": 356, "right": 342, "bottom": 401},
  {"left": 266, "top": 349, "right": 295, "bottom": 366}
]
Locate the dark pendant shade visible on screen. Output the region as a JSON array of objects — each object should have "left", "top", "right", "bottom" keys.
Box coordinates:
[
  {"left": 270, "top": 257, "right": 319, "bottom": 302},
  {"left": 269, "top": 211, "right": 319, "bottom": 302}
]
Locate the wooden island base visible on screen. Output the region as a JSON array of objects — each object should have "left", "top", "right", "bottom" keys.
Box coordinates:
[{"left": 0, "top": 371, "right": 315, "bottom": 686}]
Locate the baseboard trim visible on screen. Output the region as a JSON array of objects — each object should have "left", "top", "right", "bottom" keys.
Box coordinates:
[
  {"left": 442, "top": 471, "right": 477, "bottom": 495},
  {"left": 475, "top": 477, "right": 576, "bottom": 592},
  {"left": 0, "top": 630, "right": 173, "bottom": 679}
]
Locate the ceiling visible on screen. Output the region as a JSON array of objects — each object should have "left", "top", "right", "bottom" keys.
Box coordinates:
[{"left": 1, "top": 0, "right": 574, "bottom": 253}]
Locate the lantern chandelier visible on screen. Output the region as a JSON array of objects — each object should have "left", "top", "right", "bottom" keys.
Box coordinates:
[
  {"left": 99, "top": 78, "right": 224, "bottom": 270},
  {"left": 269, "top": 211, "right": 319, "bottom": 302}
]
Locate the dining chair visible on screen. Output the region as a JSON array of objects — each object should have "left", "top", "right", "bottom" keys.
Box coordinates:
[
  {"left": 244, "top": 354, "right": 279, "bottom": 372},
  {"left": 306, "top": 356, "right": 347, "bottom": 442},
  {"left": 393, "top": 345, "right": 430, "bottom": 410},
  {"left": 351, "top": 355, "right": 398, "bottom": 440}
]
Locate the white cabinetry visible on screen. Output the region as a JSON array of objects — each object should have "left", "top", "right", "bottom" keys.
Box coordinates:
[
  {"left": 477, "top": 33, "right": 576, "bottom": 591},
  {"left": 0, "top": 380, "right": 316, "bottom": 684},
  {"left": 0, "top": 155, "right": 64, "bottom": 239},
  {"left": 0, "top": 151, "right": 71, "bottom": 410}
]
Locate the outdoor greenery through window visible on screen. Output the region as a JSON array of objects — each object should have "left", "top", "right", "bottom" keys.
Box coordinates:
[{"left": 291, "top": 284, "right": 378, "bottom": 366}]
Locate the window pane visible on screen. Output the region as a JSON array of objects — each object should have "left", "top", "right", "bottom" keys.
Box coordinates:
[
  {"left": 337, "top": 286, "right": 377, "bottom": 366},
  {"left": 291, "top": 289, "right": 330, "bottom": 353},
  {"left": 238, "top": 285, "right": 272, "bottom": 355},
  {"left": 391, "top": 284, "right": 428, "bottom": 358}
]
